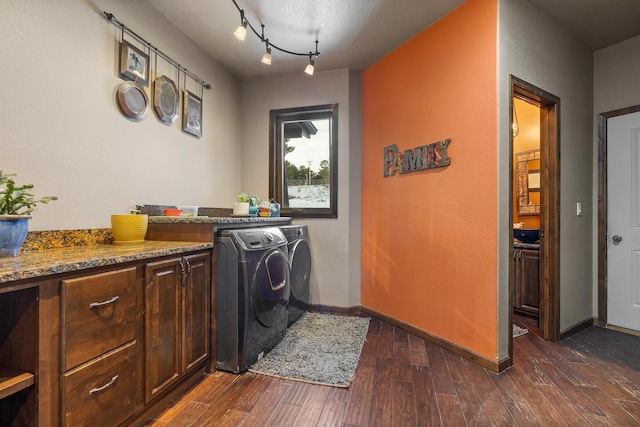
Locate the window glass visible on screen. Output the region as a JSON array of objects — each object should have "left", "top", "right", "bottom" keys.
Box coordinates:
[{"left": 269, "top": 104, "right": 338, "bottom": 218}]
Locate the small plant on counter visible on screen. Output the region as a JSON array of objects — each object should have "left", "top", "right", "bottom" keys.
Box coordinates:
[
  {"left": 238, "top": 192, "right": 260, "bottom": 206},
  {"left": 237, "top": 192, "right": 251, "bottom": 203},
  {"left": 0, "top": 170, "right": 58, "bottom": 216}
]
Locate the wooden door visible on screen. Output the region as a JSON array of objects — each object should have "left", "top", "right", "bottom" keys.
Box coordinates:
[
  {"left": 144, "top": 258, "right": 182, "bottom": 404},
  {"left": 181, "top": 252, "right": 210, "bottom": 374}
]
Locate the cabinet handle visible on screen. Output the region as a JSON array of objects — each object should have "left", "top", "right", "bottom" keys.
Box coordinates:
[
  {"left": 89, "top": 296, "right": 119, "bottom": 309},
  {"left": 89, "top": 375, "right": 118, "bottom": 395},
  {"left": 185, "top": 258, "right": 192, "bottom": 277}
]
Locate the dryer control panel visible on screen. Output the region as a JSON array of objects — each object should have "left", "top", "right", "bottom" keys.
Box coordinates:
[{"left": 229, "top": 227, "right": 287, "bottom": 251}]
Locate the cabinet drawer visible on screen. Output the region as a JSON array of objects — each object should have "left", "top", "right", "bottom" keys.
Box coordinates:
[
  {"left": 62, "top": 341, "right": 136, "bottom": 427},
  {"left": 61, "top": 267, "right": 137, "bottom": 370}
]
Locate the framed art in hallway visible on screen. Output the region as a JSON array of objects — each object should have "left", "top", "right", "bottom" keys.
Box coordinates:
[
  {"left": 182, "top": 90, "right": 202, "bottom": 138},
  {"left": 119, "top": 40, "right": 149, "bottom": 87}
]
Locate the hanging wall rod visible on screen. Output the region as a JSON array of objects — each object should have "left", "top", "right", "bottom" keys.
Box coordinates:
[{"left": 102, "top": 11, "right": 212, "bottom": 90}]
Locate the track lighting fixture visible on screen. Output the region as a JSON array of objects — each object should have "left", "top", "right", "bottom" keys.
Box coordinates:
[
  {"left": 234, "top": 10, "right": 247, "bottom": 41},
  {"left": 304, "top": 55, "right": 315, "bottom": 76},
  {"left": 261, "top": 40, "right": 272, "bottom": 65},
  {"left": 232, "top": 0, "right": 320, "bottom": 74}
]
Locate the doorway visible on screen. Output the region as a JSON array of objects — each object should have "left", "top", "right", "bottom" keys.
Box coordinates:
[
  {"left": 598, "top": 105, "right": 640, "bottom": 333},
  {"left": 509, "top": 76, "right": 560, "bottom": 355}
]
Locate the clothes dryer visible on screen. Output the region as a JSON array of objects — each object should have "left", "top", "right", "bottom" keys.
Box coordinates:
[
  {"left": 278, "top": 225, "right": 311, "bottom": 327},
  {"left": 215, "top": 227, "right": 291, "bottom": 373}
]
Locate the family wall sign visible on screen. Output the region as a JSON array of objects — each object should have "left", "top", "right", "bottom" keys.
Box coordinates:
[{"left": 383, "top": 138, "right": 452, "bottom": 177}]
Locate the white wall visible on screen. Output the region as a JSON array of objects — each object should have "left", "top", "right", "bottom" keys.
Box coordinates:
[
  {"left": 0, "top": 0, "right": 241, "bottom": 230},
  {"left": 592, "top": 35, "right": 640, "bottom": 314},
  {"left": 497, "top": 0, "right": 594, "bottom": 356},
  {"left": 240, "top": 70, "right": 362, "bottom": 308}
]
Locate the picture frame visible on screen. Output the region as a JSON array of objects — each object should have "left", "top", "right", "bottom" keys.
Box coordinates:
[
  {"left": 153, "top": 75, "right": 179, "bottom": 123},
  {"left": 182, "top": 90, "right": 202, "bottom": 138},
  {"left": 119, "top": 40, "right": 149, "bottom": 87}
]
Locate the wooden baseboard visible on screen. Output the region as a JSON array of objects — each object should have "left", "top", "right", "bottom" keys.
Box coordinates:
[
  {"left": 313, "top": 305, "right": 507, "bottom": 372},
  {"left": 559, "top": 317, "right": 594, "bottom": 340},
  {"left": 308, "top": 304, "right": 363, "bottom": 317},
  {"left": 604, "top": 324, "right": 640, "bottom": 337}
]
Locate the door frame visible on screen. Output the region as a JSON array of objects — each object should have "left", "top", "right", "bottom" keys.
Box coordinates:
[
  {"left": 509, "top": 76, "right": 561, "bottom": 348},
  {"left": 597, "top": 105, "right": 640, "bottom": 326}
]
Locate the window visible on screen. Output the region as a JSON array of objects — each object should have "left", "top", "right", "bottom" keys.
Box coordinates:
[{"left": 269, "top": 104, "right": 338, "bottom": 218}]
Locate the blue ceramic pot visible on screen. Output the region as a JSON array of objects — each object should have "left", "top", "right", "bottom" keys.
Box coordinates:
[{"left": 0, "top": 216, "right": 30, "bottom": 257}]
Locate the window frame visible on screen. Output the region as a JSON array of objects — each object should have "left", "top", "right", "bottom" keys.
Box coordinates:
[{"left": 269, "top": 104, "right": 338, "bottom": 219}]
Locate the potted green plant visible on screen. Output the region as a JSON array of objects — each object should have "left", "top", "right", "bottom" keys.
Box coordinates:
[{"left": 0, "top": 170, "right": 57, "bottom": 257}]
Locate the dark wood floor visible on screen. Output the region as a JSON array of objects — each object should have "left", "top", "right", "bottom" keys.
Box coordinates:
[{"left": 145, "top": 319, "right": 640, "bottom": 426}]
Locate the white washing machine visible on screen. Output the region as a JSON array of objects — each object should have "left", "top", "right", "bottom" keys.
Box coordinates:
[
  {"left": 278, "top": 225, "right": 311, "bottom": 327},
  {"left": 215, "top": 227, "right": 291, "bottom": 373}
]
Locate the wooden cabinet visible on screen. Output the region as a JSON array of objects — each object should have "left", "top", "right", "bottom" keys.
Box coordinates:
[
  {"left": 0, "top": 244, "right": 212, "bottom": 426},
  {"left": 144, "top": 252, "right": 210, "bottom": 404},
  {"left": 513, "top": 247, "right": 540, "bottom": 323},
  {"left": 60, "top": 267, "right": 138, "bottom": 426},
  {"left": 181, "top": 253, "right": 210, "bottom": 374},
  {"left": 0, "top": 287, "right": 38, "bottom": 427},
  {"left": 61, "top": 342, "right": 136, "bottom": 427}
]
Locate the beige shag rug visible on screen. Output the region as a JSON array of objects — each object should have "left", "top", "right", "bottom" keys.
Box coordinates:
[{"left": 249, "top": 312, "right": 369, "bottom": 387}]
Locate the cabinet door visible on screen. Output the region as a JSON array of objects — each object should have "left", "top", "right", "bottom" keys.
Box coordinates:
[
  {"left": 181, "top": 253, "right": 210, "bottom": 374},
  {"left": 519, "top": 249, "right": 540, "bottom": 313},
  {"left": 144, "top": 258, "right": 182, "bottom": 404}
]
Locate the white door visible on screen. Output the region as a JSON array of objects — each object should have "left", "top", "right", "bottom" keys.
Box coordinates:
[{"left": 608, "top": 111, "right": 640, "bottom": 331}]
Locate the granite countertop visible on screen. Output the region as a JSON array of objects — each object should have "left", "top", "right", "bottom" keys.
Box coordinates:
[
  {"left": 0, "top": 241, "right": 213, "bottom": 284},
  {"left": 148, "top": 216, "right": 292, "bottom": 229},
  {"left": 513, "top": 240, "right": 540, "bottom": 250}
]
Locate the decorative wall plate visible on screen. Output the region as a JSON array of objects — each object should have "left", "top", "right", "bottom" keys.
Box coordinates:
[
  {"left": 153, "top": 75, "right": 179, "bottom": 123},
  {"left": 116, "top": 81, "right": 149, "bottom": 121}
]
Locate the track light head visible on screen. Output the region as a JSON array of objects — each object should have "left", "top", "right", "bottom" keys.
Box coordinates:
[
  {"left": 234, "top": 10, "right": 247, "bottom": 40},
  {"left": 234, "top": 21, "right": 247, "bottom": 41},
  {"left": 261, "top": 40, "right": 272, "bottom": 65},
  {"left": 304, "top": 54, "right": 315, "bottom": 75}
]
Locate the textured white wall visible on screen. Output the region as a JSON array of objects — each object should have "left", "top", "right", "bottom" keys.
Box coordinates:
[
  {"left": 0, "top": 0, "right": 241, "bottom": 230},
  {"left": 498, "top": 0, "right": 594, "bottom": 356},
  {"left": 240, "top": 70, "right": 361, "bottom": 308},
  {"left": 592, "top": 35, "right": 640, "bottom": 314}
]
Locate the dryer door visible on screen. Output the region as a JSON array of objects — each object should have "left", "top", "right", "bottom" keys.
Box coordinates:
[
  {"left": 290, "top": 239, "right": 311, "bottom": 301},
  {"left": 252, "top": 248, "right": 291, "bottom": 327}
]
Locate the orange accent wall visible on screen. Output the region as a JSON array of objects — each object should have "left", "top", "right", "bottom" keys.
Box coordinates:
[{"left": 361, "top": 0, "right": 499, "bottom": 359}]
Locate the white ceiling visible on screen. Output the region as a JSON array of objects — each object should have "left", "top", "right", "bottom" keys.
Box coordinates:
[{"left": 147, "top": 0, "right": 640, "bottom": 81}]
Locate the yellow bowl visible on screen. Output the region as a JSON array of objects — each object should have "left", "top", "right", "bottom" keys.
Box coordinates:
[{"left": 111, "top": 214, "right": 148, "bottom": 245}]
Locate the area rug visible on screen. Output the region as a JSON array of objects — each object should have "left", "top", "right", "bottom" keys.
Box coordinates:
[
  {"left": 249, "top": 312, "right": 370, "bottom": 387},
  {"left": 513, "top": 324, "right": 529, "bottom": 338}
]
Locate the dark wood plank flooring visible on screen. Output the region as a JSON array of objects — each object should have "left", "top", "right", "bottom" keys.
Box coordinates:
[{"left": 144, "top": 319, "right": 640, "bottom": 426}]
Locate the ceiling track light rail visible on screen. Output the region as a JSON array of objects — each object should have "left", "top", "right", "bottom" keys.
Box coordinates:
[{"left": 232, "top": 0, "right": 320, "bottom": 74}]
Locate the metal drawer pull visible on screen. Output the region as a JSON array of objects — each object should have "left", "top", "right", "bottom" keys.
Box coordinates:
[
  {"left": 89, "top": 296, "right": 119, "bottom": 309},
  {"left": 89, "top": 375, "right": 118, "bottom": 395}
]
